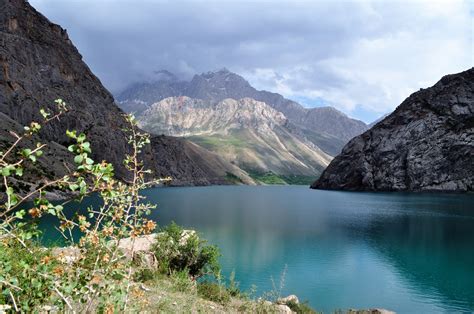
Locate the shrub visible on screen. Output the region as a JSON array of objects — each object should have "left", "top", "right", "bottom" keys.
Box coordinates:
[
  {"left": 170, "top": 269, "right": 194, "bottom": 293},
  {"left": 197, "top": 281, "right": 231, "bottom": 305},
  {"left": 0, "top": 101, "right": 170, "bottom": 312},
  {"left": 152, "top": 222, "right": 220, "bottom": 279},
  {"left": 287, "top": 300, "right": 317, "bottom": 314}
]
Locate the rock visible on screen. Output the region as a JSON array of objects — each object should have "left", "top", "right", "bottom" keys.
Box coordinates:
[
  {"left": 0, "top": 305, "right": 12, "bottom": 314},
  {"left": 312, "top": 68, "right": 474, "bottom": 192},
  {"left": 117, "top": 233, "right": 157, "bottom": 253},
  {"left": 139, "top": 284, "right": 151, "bottom": 292},
  {"left": 276, "top": 304, "right": 294, "bottom": 314},
  {"left": 38, "top": 305, "right": 59, "bottom": 313},
  {"left": 51, "top": 247, "right": 81, "bottom": 265},
  {"left": 277, "top": 294, "right": 299, "bottom": 305}
]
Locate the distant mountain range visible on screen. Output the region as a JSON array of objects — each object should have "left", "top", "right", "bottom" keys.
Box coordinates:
[
  {"left": 117, "top": 68, "right": 368, "bottom": 154},
  {"left": 116, "top": 69, "right": 369, "bottom": 184},
  {"left": 313, "top": 68, "right": 474, "bottom": 192}
]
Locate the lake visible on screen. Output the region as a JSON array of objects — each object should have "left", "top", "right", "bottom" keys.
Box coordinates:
[{"left": 40, "top": 185, "right": 474, "bottom": 312}]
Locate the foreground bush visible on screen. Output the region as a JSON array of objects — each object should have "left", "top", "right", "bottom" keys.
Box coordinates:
[
  {"left": 152, "top": 222, "right": 221, "bottom": 279},
  {"left": 0, "top": 100, "right": 168, "bottom": 312}
]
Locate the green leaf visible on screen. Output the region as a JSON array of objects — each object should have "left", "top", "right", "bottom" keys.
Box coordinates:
[
  {"left": 79, "top": 180, "right": 87, "bottom": 194},
  {"left": 85, "top": 158, "right": 94, "bottom": 165},
  {"left": 40, "top": 108, "right": 50, "bottom": 119},
  {"left": 29, "top": 155, "right": 37, "bottom": 162},
  {"left": 21, "top": 148, "right": 32, "bottom": 157},
  {"left": 15, "top": 210, "right": 25, "bottom": 219},
  {"left": 77, "top": 133, "right": 86, "bottom": 143},
  {"left": 66, "top": 129, "right": 77, "bottom": 138},
  {"left": 15, "top": 167, "right": 23, "bottom": 177},
  {"left": 35, "top": 150, "right": 43, "bottom": 157},
  {"left": 82, "top": 142, "right": 91, "bottom": 153},
  {"left": 69, "top": 184, "right": 79, "bottom": 191},
  {"left": 6, "top": 187, "right": 14, "bottom": 196},
  {"left": 1, "top": 166, "right": 11, "bottom": 176},
  {"left": 74, "top": 155, "right": 84, "bottom": 164}
]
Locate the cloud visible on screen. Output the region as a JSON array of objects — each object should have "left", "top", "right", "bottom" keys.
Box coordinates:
[{"left": 30, "top": 0, "right": 472, "bottom": 122}]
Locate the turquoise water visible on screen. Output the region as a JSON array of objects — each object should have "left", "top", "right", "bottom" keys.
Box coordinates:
[{"left": 40, "top": 186, "right": 474, "bottom": 312}]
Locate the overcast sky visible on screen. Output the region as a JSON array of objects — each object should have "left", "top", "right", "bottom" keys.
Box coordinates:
[{"left": 30, "top": 0, "right": 472, "bottom": 123}]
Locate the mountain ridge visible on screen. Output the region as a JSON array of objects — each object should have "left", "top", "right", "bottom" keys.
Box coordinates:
[
  {"left": 312, "top": 68, "right": 474, "bottom": 192},
  {"left": 117, "top": 68, "right": 368, "bottom": 153},
  {"left": 138, "top": 96, "right": 332, "bottom": 179}
]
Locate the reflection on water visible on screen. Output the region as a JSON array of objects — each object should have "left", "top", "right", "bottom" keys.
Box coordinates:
[{"left": 39, "top": 186, "right": 474, "bottom": 312}]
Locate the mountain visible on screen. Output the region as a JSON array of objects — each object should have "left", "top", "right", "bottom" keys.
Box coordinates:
[
  {"left": 138, "top": 96, "right": 332, "bottom": 181},
  {"left": 312, "top": 68, "right": 474, "bottom": 192},
  {"left": 117, "top": 68, "right": 368, "bottom": 154},
  {"left": 0, "top": 0, "right": 254, "bottom": 193},
  {"left": 368, "top": 113, "right": 390, "bottom": 128}
]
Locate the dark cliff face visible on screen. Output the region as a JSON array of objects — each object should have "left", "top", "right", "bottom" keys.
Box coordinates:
[
  {"left": 0, "top": 0, "right": 235, "bottom": 188},
  {"left": 312, "top": 68, "right": 474, "bottom": 192}
]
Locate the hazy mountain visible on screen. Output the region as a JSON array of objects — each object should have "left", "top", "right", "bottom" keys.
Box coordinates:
[
  {"left": 0, "top": 0, "right": 254, "bottom": 193},
  {"left": 116, "top": 68, "right": 368, "bottom": 154},
  {"left": 138, "top": 97, "right": 332, "bottom": 182},
  {"left": 312, "top": 68, "right": 474, "bottom": 192}
]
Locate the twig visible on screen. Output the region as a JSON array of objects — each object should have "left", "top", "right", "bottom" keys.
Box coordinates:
[
  {"left": 9, "top": 291, "right": 18, "bottom": 312},
  {"left": 53, "top": 286, "right": 74, "bottom": 312}
]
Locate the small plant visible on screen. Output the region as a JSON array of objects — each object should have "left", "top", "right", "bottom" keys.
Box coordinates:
[
  {"left": 152, "top": 222, "right": 221, "bottom": 279},
  {"left": 170, "top": 269, "right": 195, "bottom": 293},
  {"left": 265, "top": 264, "right": 288, "bottom": 302},
  {"left": 287, "top": 300, "right": 318, "bottom": 314},
  {"left": 227, "top": 270, "right": 242, "bottom": 297},
  {"left": 197, "top": 281, "right": 231, "bottom": 305}
]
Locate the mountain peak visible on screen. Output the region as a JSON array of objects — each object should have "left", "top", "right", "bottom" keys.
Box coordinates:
[{"left": 152, "top": 69, "right": 178, "bottom": 82}]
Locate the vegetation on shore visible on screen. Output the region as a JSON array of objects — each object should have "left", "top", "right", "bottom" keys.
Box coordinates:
[{"left": 247, "top": 170, "right": 317, "bottom": 185}]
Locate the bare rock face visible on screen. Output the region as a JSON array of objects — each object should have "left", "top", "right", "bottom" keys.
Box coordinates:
[
  {"left": 0, "top": 0, "right": 245, "bottom": 190},
  {"left": 312, "top": 68, "right": 474, "bottom": 192},
  {"left": 138, "top": 96, "right": 332, "bottom": 177}
]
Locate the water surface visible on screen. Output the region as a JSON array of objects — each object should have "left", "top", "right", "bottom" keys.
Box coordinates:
[{"left": 41, "top": 186, "right": 474, "bottom": 312}]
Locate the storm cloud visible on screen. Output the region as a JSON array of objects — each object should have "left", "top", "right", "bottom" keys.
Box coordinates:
[{"left": 30, "top": 0, "right": 472, "bottom": 122}]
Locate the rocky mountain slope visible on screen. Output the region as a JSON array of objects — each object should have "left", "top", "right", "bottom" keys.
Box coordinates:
[
  {"left": 0, "top": 0, "right": 253, "bottom": 191},
  {"left": 139, "top": 96, "right": 332, "bottom": 179},
  {"left": 117, "top": 69, "right": 367, "bottom": 155},
  {"left": 312, "top": 68, "right": 474, "bottom": 192}
]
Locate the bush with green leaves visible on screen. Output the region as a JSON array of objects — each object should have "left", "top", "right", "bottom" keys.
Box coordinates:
[
  {"left": 286, "top": 300, "right": 318, "bottom": 314},
  {"left": 197, "top": 281, "right": 231, "bottom": 305},
  {"left": 0, "top": 99, "right": 169, "bottom": 312},
  {"left": 152, "top": 222, "right": 220, "bottom": 279}
]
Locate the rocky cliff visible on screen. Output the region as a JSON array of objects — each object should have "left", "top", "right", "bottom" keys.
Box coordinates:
[
  {"left": 0, "top": 0, "right": 251, "bottom": 190},
  {"left": 312, "top": 68, "right": 474, "bottom": 192},
  {"left": 117, "top": 69, "right": 367, "bottom": 155},
  {"left": 139, "top": 96, "right": 332, "bottom": 177}
]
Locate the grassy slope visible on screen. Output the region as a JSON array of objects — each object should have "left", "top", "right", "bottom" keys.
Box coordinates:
[{"left": 187, "top": 132, "right": 323, "bottom": 185}]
